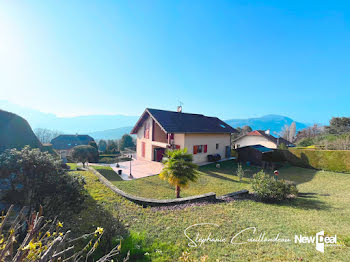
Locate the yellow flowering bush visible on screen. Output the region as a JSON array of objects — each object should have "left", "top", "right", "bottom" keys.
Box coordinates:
[{"left": 0, "top": 205, "right": 127, "bottom": 261}]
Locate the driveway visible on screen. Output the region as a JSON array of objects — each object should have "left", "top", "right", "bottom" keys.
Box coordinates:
[{"left": 110, "top": 159, "right": 164, "bottom": 180}]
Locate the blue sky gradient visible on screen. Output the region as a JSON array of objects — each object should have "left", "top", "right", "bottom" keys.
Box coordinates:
[{"left": 0, "top": 1, "right": 349, "bottom": 123}]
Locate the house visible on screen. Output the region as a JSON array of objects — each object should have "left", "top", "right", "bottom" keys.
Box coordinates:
[
  {"left": 130, "top": 108, "right": 237, "bottom": 164},
  {"left": 51, "top": 134, "right": 95, "bottom": 160},
  {"left": 232, "top": 130, "right": 295, "bottom": 149}
]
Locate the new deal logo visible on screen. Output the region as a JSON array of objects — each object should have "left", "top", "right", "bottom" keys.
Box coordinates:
[{"left": 295, "top": 231, "right": 337, "bottom": 253}]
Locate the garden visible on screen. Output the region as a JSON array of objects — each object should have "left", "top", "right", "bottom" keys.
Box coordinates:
[
  {"left": 1, "top": 147, "right": 349, "bottom": 261},
  {"left": 74, "top": 160, "right": 350, "bottom": 261}
]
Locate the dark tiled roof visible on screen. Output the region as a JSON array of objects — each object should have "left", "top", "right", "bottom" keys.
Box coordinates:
[
  {"left": 51, "top": 135, "right": 94, "bottom": 150},
  {"left": 238, "top": 145, "right": 274, "bottom": 153},
  {"left": 246, "top": 130, "right": 295, "bottom": 146},
  {"left": 131, "top": 108, "right": 236, "bottom": 134}
]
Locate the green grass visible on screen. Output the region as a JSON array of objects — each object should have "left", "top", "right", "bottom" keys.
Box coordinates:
[
  {"left": 67, "top": 163, "right": 78, "bottom": 170},
  {"left": 91, "top": 165, "right": 123, "bottom": 182},
  {"left": 67, "top": 164, "right": 350, "bottom": 261},
  {"left": 113, "top": 160, "right": 259, "bottom": 199}
]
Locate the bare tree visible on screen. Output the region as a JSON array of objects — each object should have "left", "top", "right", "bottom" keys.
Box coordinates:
[
  {"left": 34, "top": 128, "right": 63, "bottom": 144},
  {"left": 296, "top": 124, "right": 324, "bottom": 141},
  {"left": 289, "top": 122, "right": 296, "bottom": 142},
  {"left": 279, "top": 124, "right": 290, "bottom": 140}
]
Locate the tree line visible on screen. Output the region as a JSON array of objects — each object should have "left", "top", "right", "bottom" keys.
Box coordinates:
[
  {"left": 97, "top": 134, "right": 135, "bottom": 153},
  {"left": 296, "top": 117, "right": 350, "bottom": 150}
]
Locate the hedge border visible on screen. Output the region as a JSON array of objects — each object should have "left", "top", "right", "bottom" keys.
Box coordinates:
[{"left": 283, "top": 148, "right": 350, "bottom": 173}]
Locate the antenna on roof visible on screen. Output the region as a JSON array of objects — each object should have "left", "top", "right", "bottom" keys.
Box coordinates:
[{"left": 177, "top": 101, "right": 183, "bottom": 113}]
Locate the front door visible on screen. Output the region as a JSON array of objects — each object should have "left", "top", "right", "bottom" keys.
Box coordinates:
[
  {"left": 154, "top": 148, "right": 165, "bottom": 162},
  {"left": 225, "top": 146, "right": 231, "bottom": 158}
]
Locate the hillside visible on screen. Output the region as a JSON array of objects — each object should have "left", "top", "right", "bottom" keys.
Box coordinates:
[
  {"left": 88, "top": 126, "right": 133, "bottom": 140},
  {"left": 226, "top": 114, "right": 308, "bottom": 134},
  {"left": 0, "top": 100, "right": 139, "bottom": 133},
  {"left": 0, "top": 109, "right": 42, "bottom": 152},
  {"left": 0, "top": 101, "right": 310, "bottom": 139}
]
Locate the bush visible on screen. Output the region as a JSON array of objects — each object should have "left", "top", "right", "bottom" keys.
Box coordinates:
[
  {"left": 297, "top": 138, "right": 314, "bottom": 147},
  {"left": 278, "top": 143, "right": 288, "bottom": 150},
  {"left": 251, "top": 171, "right": 298, "bottom": 201},
  {"left": 0, "top": 146, "right": 86, "bottom": 217},
  {"left": 99, "top": 157, "right": 117, "bottom": 164},
  {"left": 71, "top": 145, "right": 99, "bottom": 166},
  {"left": 0, "top": 205, "right": 124, "bottom": 262},
  {"left": 236, "top": 163, "right": 245, "bottom": 181}
]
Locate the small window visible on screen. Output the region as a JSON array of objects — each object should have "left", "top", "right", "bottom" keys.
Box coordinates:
[
  {"left": 197, "top": 145, "right": 203, "bottom": 153},
  {"left": 216, "top": 143, "right": 219, "bottom": 149}
]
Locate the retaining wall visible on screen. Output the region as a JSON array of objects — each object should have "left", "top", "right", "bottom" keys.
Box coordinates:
[{"left": 89, "top": 167, "right": 218, "bottom": 207}]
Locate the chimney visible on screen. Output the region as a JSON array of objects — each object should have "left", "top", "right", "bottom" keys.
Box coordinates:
[
  {"left": 177, "top": 106, "right": 182, "bottom": 113},
  {"left": 265, "top": 129, "right": 270, "bottom": 135}
]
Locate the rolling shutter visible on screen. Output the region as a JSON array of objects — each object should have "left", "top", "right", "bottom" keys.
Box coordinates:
[
  {"left": 204, "top": 145, "right": 207, "bottom": 153},
  {"left": 193, "top": 145, "right": 197, "bottom": 154}
]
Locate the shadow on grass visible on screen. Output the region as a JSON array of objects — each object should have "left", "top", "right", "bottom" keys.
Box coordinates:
[
  {"left": 276, "top": 166, "right": 319, "bottom": 186},
  {"left": 203, "top": 170, "right": 239, "bottom": 183},
  {"left": 270, "top": 196, "right": 332, "bottom": 211}
]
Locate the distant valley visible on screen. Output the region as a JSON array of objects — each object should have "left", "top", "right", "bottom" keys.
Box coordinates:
[{"left": 0, "top": 101, "right": 310, "bottom": 140}]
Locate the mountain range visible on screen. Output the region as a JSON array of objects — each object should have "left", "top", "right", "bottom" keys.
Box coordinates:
[
  {"left": 225, "top": 115, "right": 308, "bottom": 135},
  {"left": 0, "top": 101, "right": 309, "bottom": 140}
]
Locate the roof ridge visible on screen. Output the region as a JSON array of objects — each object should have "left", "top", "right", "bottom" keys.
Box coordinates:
[{"left": 146, "top": 108, "right": 205, "bottom": 116}]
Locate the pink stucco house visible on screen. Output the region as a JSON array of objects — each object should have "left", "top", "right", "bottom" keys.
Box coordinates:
[{"left": 130, "top": 108, "right": 236, "bottom": 164}]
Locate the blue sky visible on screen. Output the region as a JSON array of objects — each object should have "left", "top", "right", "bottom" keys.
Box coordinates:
[{"left": 0, "top": 1, "right": 349, "bottom": 123}]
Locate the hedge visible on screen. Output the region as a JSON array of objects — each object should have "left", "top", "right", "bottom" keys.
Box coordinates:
[{"left": 282, "top": 148, "right": 350, "bottom": 173}]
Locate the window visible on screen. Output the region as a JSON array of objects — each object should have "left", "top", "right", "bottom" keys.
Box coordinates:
[
  {"left": 144, "top": 123, "right": 150, "bottom": 139},
  {"left": 193, "top": 145, "right": 207, "bottom": 154},
  {"left": 216, "top": 143, "right": 219, "bottom": 149}
]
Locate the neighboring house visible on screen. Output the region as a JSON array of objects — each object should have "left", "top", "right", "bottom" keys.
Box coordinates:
[
  {"left": 130, "top": 108, "right": 236, "bottom": 164},
  {"left": 51, "top": 134, "right": 95, "bottom": 161},
  {"left": 232, "top": 130, "right": 295, "bottom": 149}
]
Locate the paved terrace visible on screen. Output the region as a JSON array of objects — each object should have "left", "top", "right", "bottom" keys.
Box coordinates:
[
  {"left": 111, "top": 159, "right": 164, "bottom": 180},
  {"left": 90, "top": 157, "right": 236, "bottom": 181}
]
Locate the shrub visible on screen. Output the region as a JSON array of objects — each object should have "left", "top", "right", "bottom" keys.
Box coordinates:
[
  {"left": 99, "top": 157, "right": 117, "bottom": 164},
  {"left": 72, "top": 145, "right": 99, "bottom": 166},
  {"left": 0, "top": 205, "right": 125, "bottom": 262},
  {"left": 0, "top": 146, "right": 86, "bottom": 217},
  {"left": 251, "top": 171, "right": 298, "bottom": 201},
  {"left": 297, "top": 138, "right": 314, "bottom": 147},
  {"left": 278, "top": 143, "right": 288, "bottom": 150},
  {"left": 236, "top": 163, "right": 245, "bottom": 181}
]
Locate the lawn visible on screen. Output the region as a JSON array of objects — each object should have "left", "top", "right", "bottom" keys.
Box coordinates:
[
  {"left": 91, "top": 165, "right": 123, "bottom": 182},
  {"left": 66, "top": 163, "right": 350, "bottom": 261},
  {"left": 113, "top": 160, "right": 260, "bottom": 199},
  {"left": 67, "top": 162, "right": 78, "bottom": 170}
]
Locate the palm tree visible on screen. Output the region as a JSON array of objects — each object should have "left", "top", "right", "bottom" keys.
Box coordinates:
[{"left": 159, "top": 148, "right": 198, "bottom": 198}]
